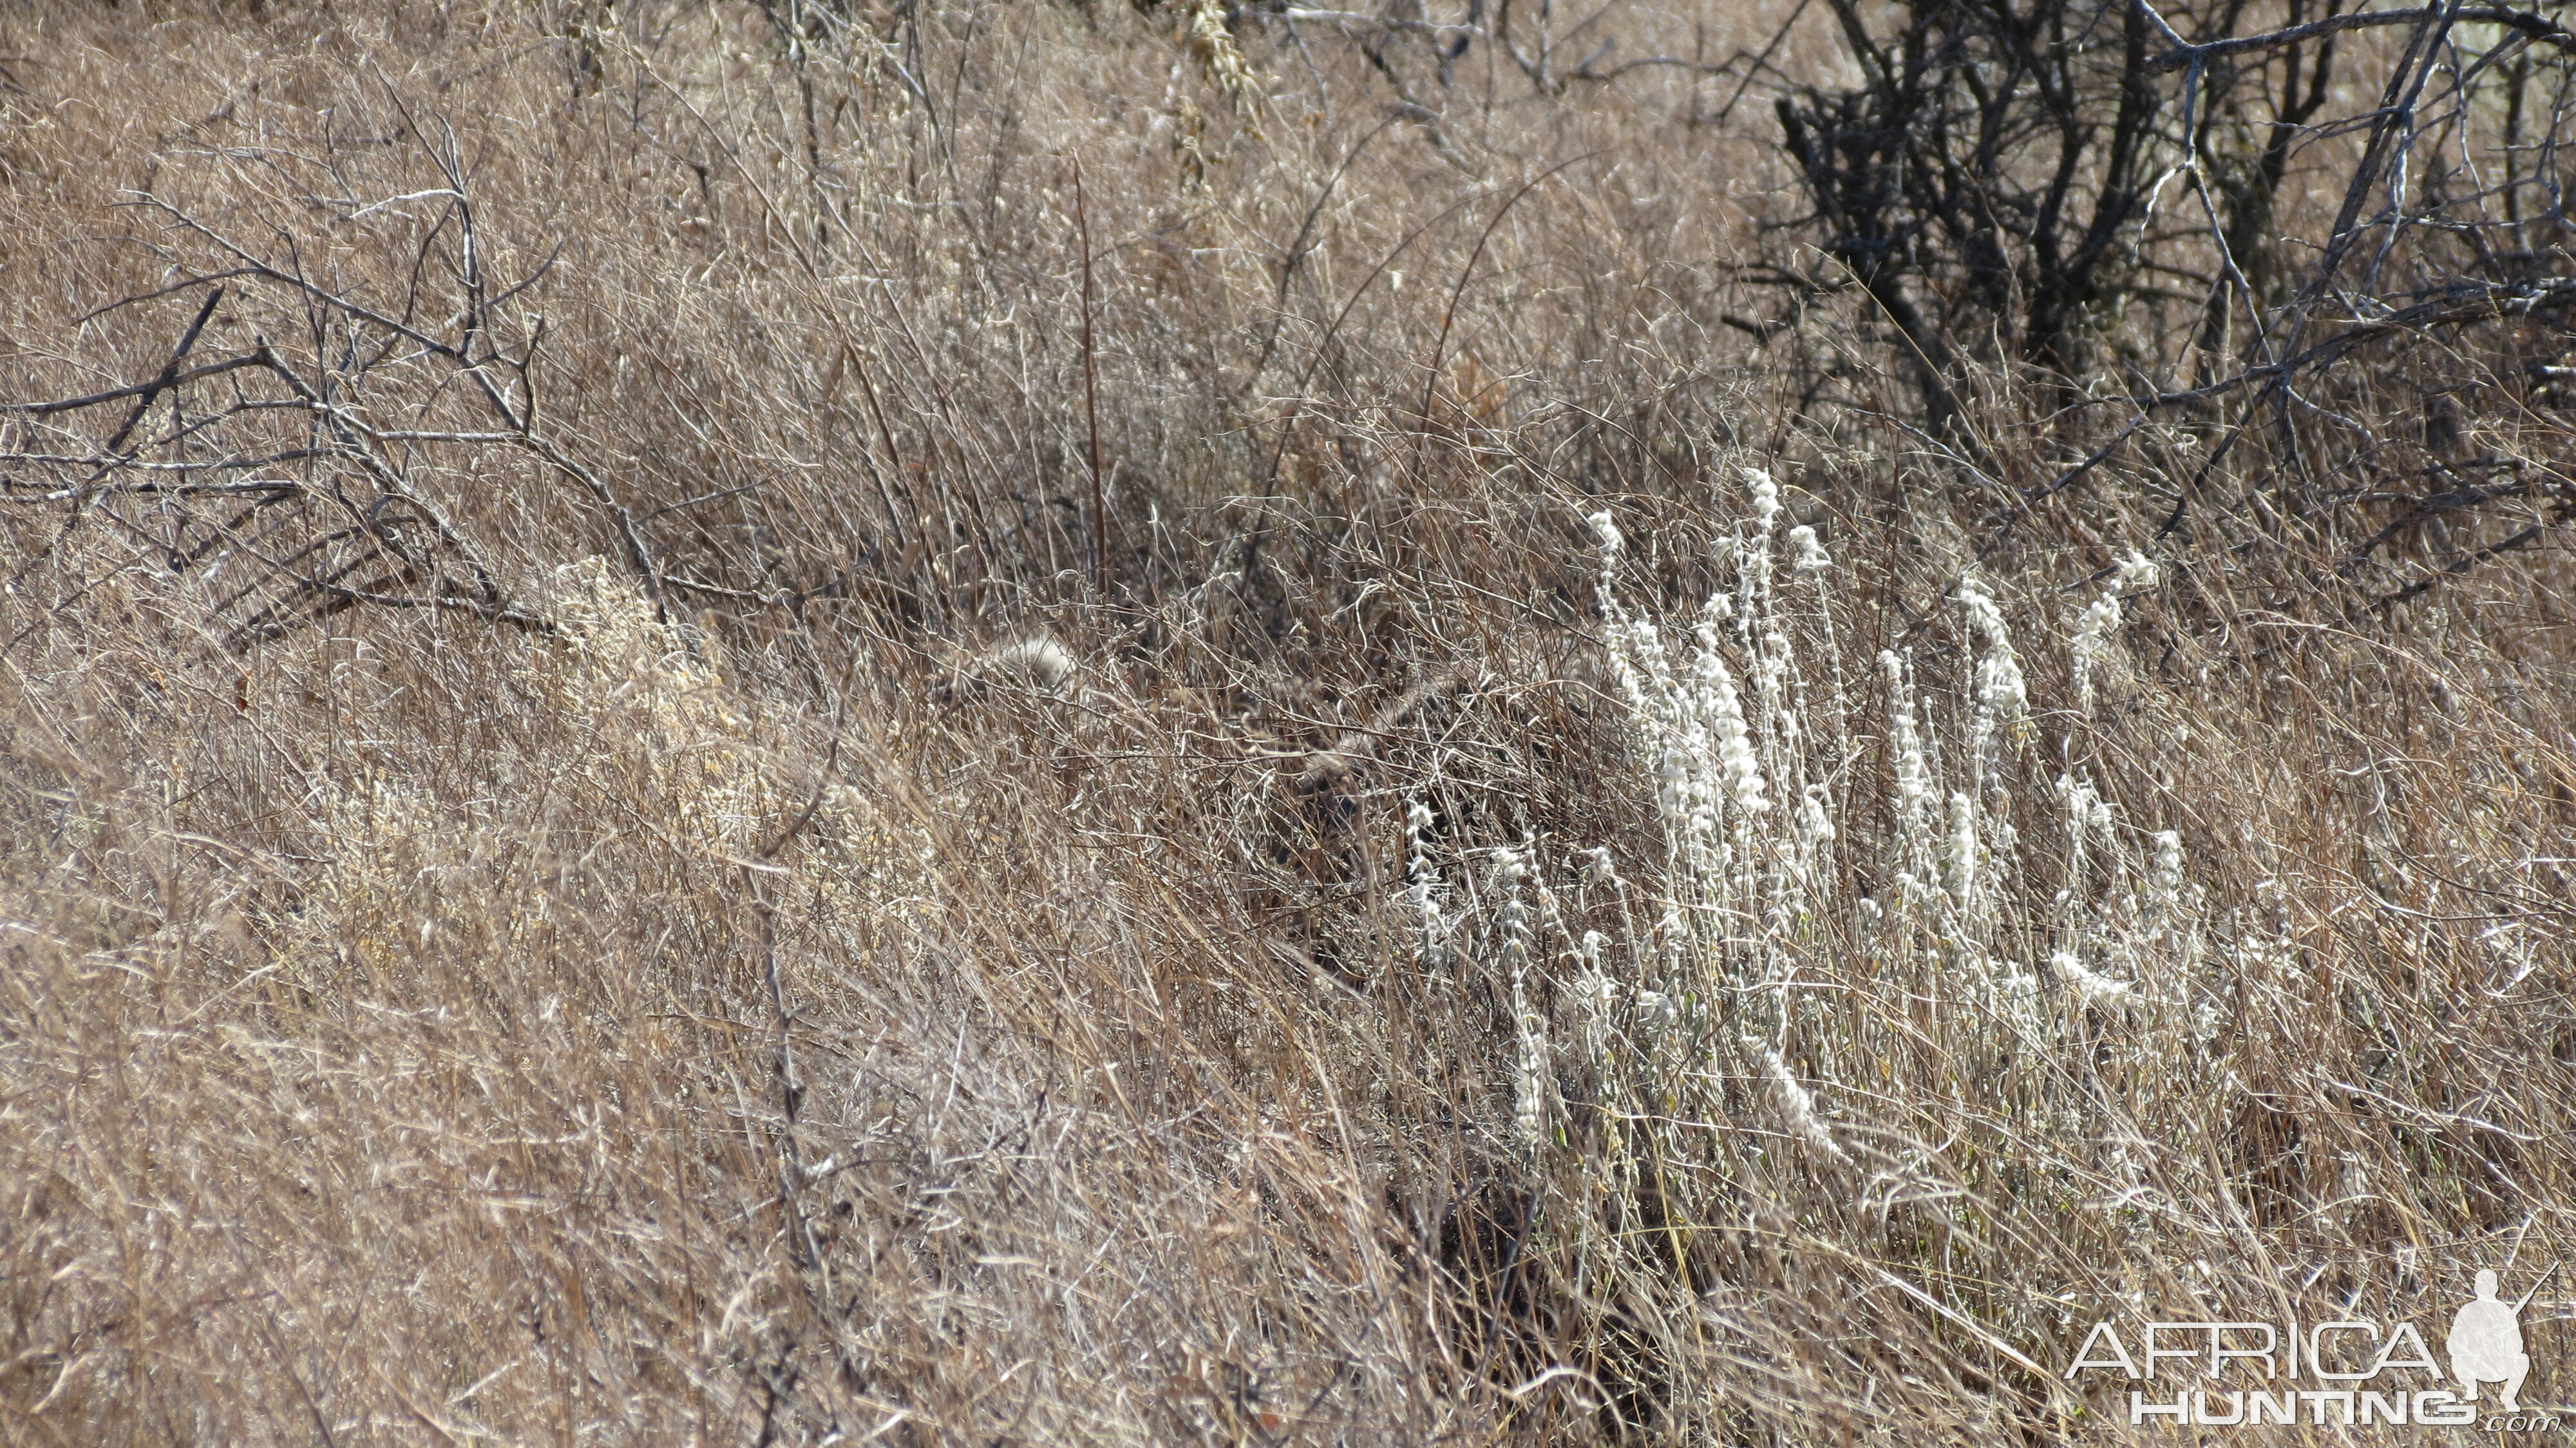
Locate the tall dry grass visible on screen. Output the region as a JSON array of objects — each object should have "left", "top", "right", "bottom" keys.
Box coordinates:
[{"left": 2, "top": 1, "right": 2573, "bottom": 1443}]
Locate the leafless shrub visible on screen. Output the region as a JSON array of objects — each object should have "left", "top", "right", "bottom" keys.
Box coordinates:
[{"left": 1761, "top": 0, "right": 2576, "bottom": 610}]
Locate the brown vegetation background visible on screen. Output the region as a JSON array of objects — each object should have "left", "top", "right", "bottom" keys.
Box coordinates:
[{"left": 3, "top": 1, "right": 2573, "bottom": 1442}]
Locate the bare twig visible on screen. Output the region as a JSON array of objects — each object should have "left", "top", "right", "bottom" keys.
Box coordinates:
[
  {"left": 1, "top": 354, "right": 263, "bottom": 417},
  {"left": 1075, "top": 157, "right": 1108, "bottom": 598}
]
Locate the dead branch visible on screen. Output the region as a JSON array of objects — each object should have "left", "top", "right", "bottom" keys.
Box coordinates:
[{"left": 2148, "top": 4, "right": 2576, "bottom": 72}]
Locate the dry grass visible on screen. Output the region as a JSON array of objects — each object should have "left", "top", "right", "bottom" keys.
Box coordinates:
[{"left": 3, "top": 1, "right": 2574, "bottom": 1443}]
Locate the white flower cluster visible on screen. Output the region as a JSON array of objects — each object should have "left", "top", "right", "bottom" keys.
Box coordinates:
[
  {"left": 1959, "top": 573, "right": 2028, "bottom": 783},
  {"left": 1765, "top": 1045, "right": 1849, "bottom": 1163},
  {"left": 1494, "top": 846, "right": 1549, "bottom": 1154},
  {"left": 1412, "top": 485, "right": 2215, "bottom": 1196},
  {"left": 1575, "top": 475, "right": 2217, "bottom": 1178},
  {"left": 1405, "top": 797, "right": 1451, "bottom": 974},
  {"left": 2070, "top": 549, "right": 2157, "bottom": 714}
]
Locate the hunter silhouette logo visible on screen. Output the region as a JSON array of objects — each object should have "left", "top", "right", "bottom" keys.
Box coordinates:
[{"left": 2449, "top": 1269, "right": 2534, "bottom": 1411}]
